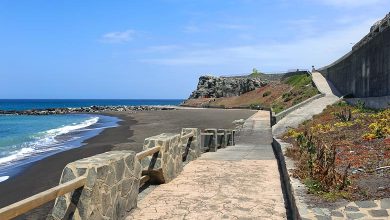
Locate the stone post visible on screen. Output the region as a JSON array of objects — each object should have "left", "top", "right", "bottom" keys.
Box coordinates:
[
  {"left": 225, "top": 129, "right": 232, "bottom": 146},
  {"left": 204, "top": 129, "right": 218, "bottom": 152},
  {"left": 180, "top": 128, "right": 201, "bottom": 162},
  {"left": 217, "top": 129, "right": 227, "bottom": 148},
  {"left": 141, "top": 133, "right": 183, "bottom": 184},
  {"left": 48, "top": 151, "right": 141, "bottom": 220},
  {"left": 232, "top": 130, "right": 236, "bottom": 145}
]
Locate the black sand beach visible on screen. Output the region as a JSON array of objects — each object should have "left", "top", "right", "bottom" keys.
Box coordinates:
[{"left": 0, "top": 108, "right": 255, "bottom": 219}]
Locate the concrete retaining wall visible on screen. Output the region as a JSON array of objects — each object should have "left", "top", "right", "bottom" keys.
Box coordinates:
[
  {"left": 273, "top": 93, "right": 325, "bottom": 125},
  {"left": 272, "top": 139, "right": 300, "bottom": 220},
  {"left": 345, "top": 96, "right": 390, "bottom": 109},
  {"left": 319, "top": 26, "right": 390, "bottom": 97}
]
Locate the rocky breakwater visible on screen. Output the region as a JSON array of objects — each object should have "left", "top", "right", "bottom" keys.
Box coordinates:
[
  {"left": 189, "top": 75, "right": 267, "bottom": 99},
  {"left": 0, "top": 105, "right": 176, "bottom": 115}
]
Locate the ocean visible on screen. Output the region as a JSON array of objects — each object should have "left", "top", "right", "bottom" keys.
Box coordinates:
[
  {"left": 0, "top": 99, "right": 183, "bottom": 111},
  {"left": 0, "top": 99, "right": 183, "bottom": 181}
]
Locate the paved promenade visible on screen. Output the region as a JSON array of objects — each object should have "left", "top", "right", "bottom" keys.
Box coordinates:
[{"left": 127, "top": 110, "right": 287, "bottom": 219}]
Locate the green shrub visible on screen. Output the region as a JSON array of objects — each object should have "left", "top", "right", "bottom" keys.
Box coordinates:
[
  {"left": 263, "top": 91, "right": 271, "bottom": 97},
  {"left": 304, "top": 178, "right": 323, "bottom": 194},
  {"left": 283, "top": 74, "right": 312, "bottom": 87},
  {"left": 272, "top": 104, "right": 284, "bottom": 113},
  {"left": 334, "top": 108, "right": 352, "bottom": 122},
  {"left": 248, "top": 103, "right": 262, "bottom": 110},
  {"left": 249, "top": 68, "right": 263, "bottom": 77}
]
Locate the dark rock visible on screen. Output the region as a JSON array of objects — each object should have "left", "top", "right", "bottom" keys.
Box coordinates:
[
  {"left": 355, "top": 200, "right": 377, "bottom": 208},
  {"left": 368, "top": 209, "right": 389, "bottom": 217},
  {"left": 381, "top": 198, "right": 390, "bottom": 209},
  {"left": 314, "top": 215, "right": 331, "bottom": 220},
  {"left": 331, "top": 211, "right": 344, "bottom": 217},
  {"left": 0, "top": 105, "right": 174, "bottom": 115},
  {"left": 61, "top": 167, "right": 76, "bottom": 183},
  {"left": 345, "top": 206, "right": 360, "bottom": 212},
  {"left": 189, "top": 75, "right": 267, "bottom": 99},
  {"left": 345, "top": 212, "right": 366, "bottom": 219},
  {"left": 114, "top": 160, "right": 125, "bottom": 182}
]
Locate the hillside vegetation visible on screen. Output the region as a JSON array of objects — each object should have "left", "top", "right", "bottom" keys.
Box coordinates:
[
  {"left": 282, "top": 101, "right": 390, "bottom": 201},
  {"left": 182, "top": 73, "right": 319, "bottom": 113}
]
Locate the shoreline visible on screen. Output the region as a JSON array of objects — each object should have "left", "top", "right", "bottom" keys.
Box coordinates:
[
  {"left": 0, "top": 114, "right": 119, "bottom": 181},
  {"left": 0, "top": 108, "right": 255, "bottom": 219},
  {"left": 0, "top": 112, "right": 136, "bottom": 219}
]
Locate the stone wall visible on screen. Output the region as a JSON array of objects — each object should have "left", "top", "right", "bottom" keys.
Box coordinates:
[
  {"left": 48, "top": 151, "right": 141, "bottom": 220},
  {"left": 319, "top": 14, "right": 390, "bottom": 98},
  {"left": 48, "top": 128, "right": 236, "bottom": 220},
  {"left": 141, "top": 133, "right": 183, "bottom": 184},
  {"left": 180, "top": 128, "right": 202, "bottom": 162},
  {"left": 203, "top": 129, "right": 218, "bottom": 152}
]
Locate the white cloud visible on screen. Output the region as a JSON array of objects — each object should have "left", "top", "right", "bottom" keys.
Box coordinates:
[
  {"left": 139, "top": 19, "right": 374, "bottom": 71},
  {"left": 100, "top": 29, "right": 136, "bottom": 43},
  {"left": 318, "top": 0, "right": 384, "bottom": 8}
]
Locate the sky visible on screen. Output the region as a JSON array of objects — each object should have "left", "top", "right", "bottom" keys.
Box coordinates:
[{"left": 0, "top": 0, "right": 389, "bottom": 99}]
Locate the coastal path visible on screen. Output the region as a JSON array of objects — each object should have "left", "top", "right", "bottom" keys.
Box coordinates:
[
  {"left": 127, "top": 110, "right": 288, "bottom": 219},
  {"left": 272, "top": 71, "right": 341, "bottom": 137}
]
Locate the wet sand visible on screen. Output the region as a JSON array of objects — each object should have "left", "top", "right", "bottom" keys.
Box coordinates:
[{"left": 0, "top": 108, "right": 255, "bottom": 219}]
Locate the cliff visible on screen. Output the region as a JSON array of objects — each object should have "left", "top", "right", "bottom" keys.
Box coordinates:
[
  {"left": 189, "top": 75, "right": 267, "bottom": 99},
  {"left": 183, "top": 72, "right": 319, "bottom": 113}
]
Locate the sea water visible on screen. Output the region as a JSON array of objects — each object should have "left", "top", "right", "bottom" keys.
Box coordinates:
[
  {"left": 0, "top": 99, "right": 183, "bottom": 181},
  {"left": 0, "top": 99, "right": 183, "bottom": 111},
  {"left": 0, "top": 114, "right": 119, "bottom": 181}
]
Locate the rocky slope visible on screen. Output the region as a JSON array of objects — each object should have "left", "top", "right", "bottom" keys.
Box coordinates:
[
  {"left": 189, "top": 75, "right": 267, "bottom": 99},
  {"left": 183, "top": 72, "right": 319, "bottom": 113}
]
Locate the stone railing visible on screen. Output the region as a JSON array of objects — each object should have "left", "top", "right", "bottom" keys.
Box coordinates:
[{"left": 0, "top": 127, "right": 236, "bottom": 220}]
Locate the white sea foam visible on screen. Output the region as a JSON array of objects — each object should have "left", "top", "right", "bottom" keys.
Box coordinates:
[
  {"left": 77, "top": 125, "right": 117, "bottom": 132},
  {"left": 0, "top": 116, "right": 99, "bottom": 166},
  {"left": 0, "top": 176, "right": 9, "bottom": 182},
  {"left": 0, "top": 147, "right": 35, "bottom": 165},
  {"left": 45, "top": 117, "right": 99, "bottom": 136}
]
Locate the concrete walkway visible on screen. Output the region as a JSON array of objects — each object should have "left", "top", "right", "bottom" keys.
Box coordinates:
[
  {"left": 272, "top": 72, "right": 341, "bottom": 137},
  {"left": 127, "top": 111, "right": 287, "bottom": 219}
]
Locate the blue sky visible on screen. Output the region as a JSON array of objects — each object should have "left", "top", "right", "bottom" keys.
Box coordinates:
[{"left": 0, "top": 0, "right": 389, "bottom": 99}]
